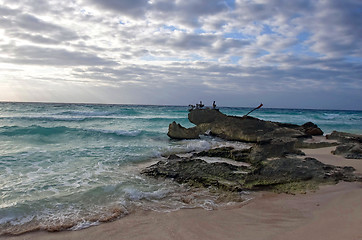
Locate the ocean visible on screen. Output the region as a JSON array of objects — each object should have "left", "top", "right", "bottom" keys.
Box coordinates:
[{"left": 0, "top": 102, "right": 361, "bottom": 235}]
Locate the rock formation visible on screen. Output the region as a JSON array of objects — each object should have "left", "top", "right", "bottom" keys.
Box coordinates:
[
  {"left": 326, "top": 131, "right": 362, "bottom": 143},
  {"left": 143, "top": 109, "right": 361, "bottom": 194},
  {"left": 142, "top": 151, "right": 358, "bottom": 194},
  {"left": 326, "top": 131, "right": 362, "bottom": 159},
  {"left": 168, "top": 109, "right": 323, "bottom": 142}
]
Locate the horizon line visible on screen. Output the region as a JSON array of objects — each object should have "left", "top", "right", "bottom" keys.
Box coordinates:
[{"left": 0, "top": 100, "right": 361, "bottom": 112}]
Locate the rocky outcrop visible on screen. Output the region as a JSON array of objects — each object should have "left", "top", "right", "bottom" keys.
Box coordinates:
[
  {"left": 332, "top": 143, "right": 362, "bottom": 159},
  {"left": 167, "top": 109, "right": 323, "bottom": 142},
  {"left": 326, "top": 131, "right": 362, "bottom": 143},
  {"left": 243, "top": 157, "right": 357, "bottom": 192},
  {"left": 143, "top": 109, "right": 361, "bottom": 195},
  {"left": 325, "top": 131, "right": 362, "bottom": 159},
  {"left": 194, "top": 139, "right": 305, "bottom": 166},
  {"left": 142, "top": 154, "right": 358, "bottom": 194},
  {"left": 188, "top": 108, "right": 225, "bottom": 125},
  {"left": 142, "top": 158, "right": 247, "bottom": 192},
  {"left": 167, "top": 122, "right": 202, "bottom": 139}
]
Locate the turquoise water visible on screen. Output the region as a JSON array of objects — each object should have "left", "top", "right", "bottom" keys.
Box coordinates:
[{"left": 0, "top": 102, "right": 361, "bottom": 234}]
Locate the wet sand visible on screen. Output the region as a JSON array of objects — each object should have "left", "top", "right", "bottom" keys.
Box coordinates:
[{"left": 2, "top": 145, "right": 362, "bottom": 240}]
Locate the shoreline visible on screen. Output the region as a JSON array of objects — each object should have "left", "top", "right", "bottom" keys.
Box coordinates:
[
  {"left": 2, "top": 143, "right": 362, "bottom": 240},
  {"left": 2, "top": 183, "right": 361, "bottom": 240}
]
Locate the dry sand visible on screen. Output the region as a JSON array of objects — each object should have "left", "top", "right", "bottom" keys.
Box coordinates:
[{"left": 2, "top": 144, "right": 362, "bottom": 240}]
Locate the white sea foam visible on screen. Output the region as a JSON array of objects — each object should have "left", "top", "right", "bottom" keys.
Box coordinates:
[
  {"left": 124, "top": 188, "right": 170, "bottom": 201},
  {"left": 321, "top": 113, "right": 340, "bottom": 120},
  {"left": 5, "top": 166, "right": 13, "bottom": 174},
  {"left": 10, "top": 215, "right": 35, "bottom": 226},
  {"left": 69, "top": 221, "right": 100, "bottom": 231},
  {"left": 85, "top": 128, "right": 142, "bottom": 137}
]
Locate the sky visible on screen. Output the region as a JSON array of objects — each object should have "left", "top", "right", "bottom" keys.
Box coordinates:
[{"left": 0, "top": 0, "right": 361, "bottom": 110}]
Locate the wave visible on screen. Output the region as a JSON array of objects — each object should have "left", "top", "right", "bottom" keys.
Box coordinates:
[
  {"left": 56, "top": 109, "right": 142, "bottom": 117},
  {"left": 0, "top": 125, "right": 71, "bottom": 136},
  {"left": 0, "top": 125, "right": 145, "bottom": 138},
  {"left": 0, "top": 116, "right": 90, "bottom": 122},
  {"left": 0, "top": 182, "right": 249, "bottom": 236},
  {"left": 0, "top": 200, "right": 128, "bottom": 235},
  {"left": 320, "top": 113, "right": 341, "bottom": 120},
  {"left": 56, "top": 110, "right": 116, "bottom": 117},
  {"left": 86, "top": 128, "right": 142, "bottom": 137},
  {"left": 0, "top": 115, "right": 188, "bottom": 123}
]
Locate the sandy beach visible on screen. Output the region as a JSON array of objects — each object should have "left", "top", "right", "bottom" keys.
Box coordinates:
[{"left": 2, "top": 144, "right": 362, "bottom": 240}]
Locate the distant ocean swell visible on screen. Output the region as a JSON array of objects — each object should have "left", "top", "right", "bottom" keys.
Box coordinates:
[
  {"left": 0, "top": 115, "right": 187, "bottom": 123},
  {"left": 0, "top": 125, "right": 144, "bottom": 138},
  {"left": 0, "top": 103, "right": 361, "bottom": 235}
]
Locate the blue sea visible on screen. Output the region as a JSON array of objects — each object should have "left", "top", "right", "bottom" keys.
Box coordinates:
[{"left": 0, "top": 102, "right": 361, "bottom": 235}]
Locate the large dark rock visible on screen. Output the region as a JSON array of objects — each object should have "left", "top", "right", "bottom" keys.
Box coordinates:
[
  {"left": 142, "top": 156, "right": 359, "bottom": 194},
  {"left": 302, "top": 122, "right": 324, "bottom": 136},
  {"left": 167, "top": 109, "right": 326, "bottom": 142},
  {"left": 202, "top": 117, "right": 306, "bottom": 143},
  {"left": 188, "top": 109, "right": 226, "bottom": 125},
  {"left": 168, "top": 109, "right": 313, "bottom": 143}
]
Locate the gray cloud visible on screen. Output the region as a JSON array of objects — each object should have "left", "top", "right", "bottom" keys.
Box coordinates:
[
  {"left": 148, "top": 0, "right": 230, "bottom": 28},
  {"left": 0, "top": 43, "right": 117, "bottom": 66},
  {"left": 0, "top": 5, "right": 20, "bottom": 16},
  {"left": 0, "top": 11, "right": 79, "bottom": 45},
  {"left": 306, "top": 0, "right": 362, "bottom": 57},
  {"left": 7, "top": 32, "right": 60, "bottom": 44},
  {"left": 230, "top": 0, "right": 362, "bottom": 58},
  {"left": 85, "top": 0, "right": 149, "bottom": 18},
  {"left": 0, "top": 0, "right": 361, "bottom": 109}
]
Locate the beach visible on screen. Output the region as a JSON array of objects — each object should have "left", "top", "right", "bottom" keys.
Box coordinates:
[{"left": 2, "top": 144, "right": 361, "bottom": 240}]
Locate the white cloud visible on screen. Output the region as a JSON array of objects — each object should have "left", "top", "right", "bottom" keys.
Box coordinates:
[{"left": 0, "top": 0, "right": 361, "bottom": 109}]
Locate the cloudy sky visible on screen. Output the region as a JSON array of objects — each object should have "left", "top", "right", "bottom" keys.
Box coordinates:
[{"left": 0, "top": 0, "right": 361, "bottom": 110}]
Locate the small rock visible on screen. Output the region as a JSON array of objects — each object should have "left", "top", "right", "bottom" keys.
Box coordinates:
[
  {"left": 332, "top": 143, "right": 362, "bottom": 159},
  {"left": 326, "top": 131, "right": 362, "bottom": 143},
  {"left": 302, "top": 122, "right": 324, "bottom": 136}
]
